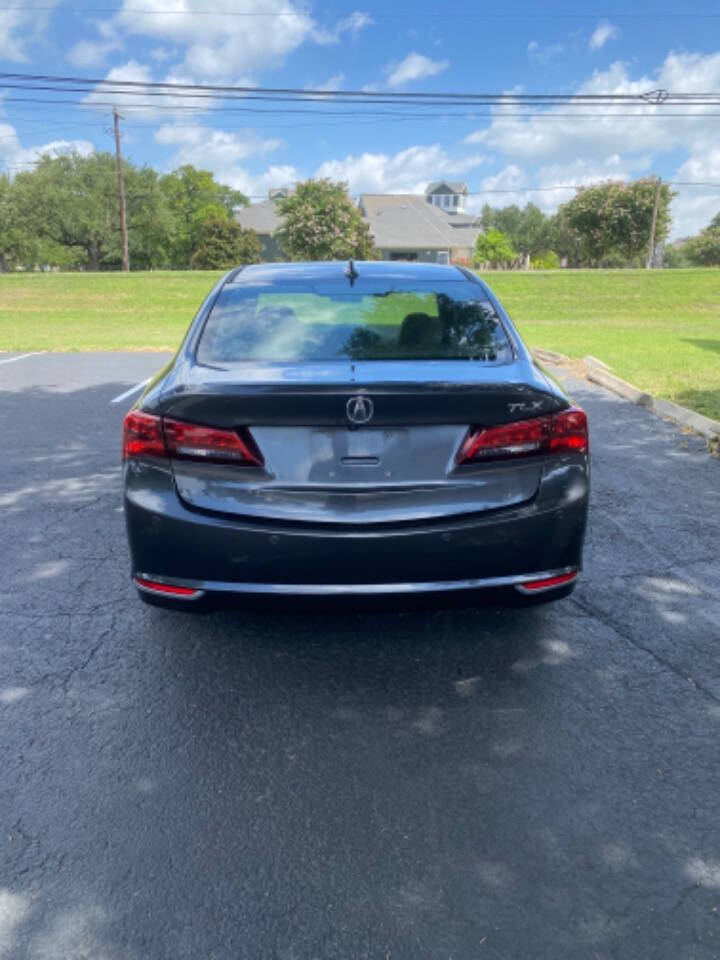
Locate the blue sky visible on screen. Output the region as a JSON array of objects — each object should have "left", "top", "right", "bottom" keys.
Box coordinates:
[{"left": 2, "top": 1, "right": 720, "bottom": 237}]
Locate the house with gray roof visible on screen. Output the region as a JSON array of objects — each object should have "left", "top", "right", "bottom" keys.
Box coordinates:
[
  {"left": 359, "top": 189, "right": 480, "bottom": 264},
  {"left": 236, "top": 181, "right": 480, "bottom": 264},
  {"left": 234, "top": 188, "right": 293, "bottom": 260}
]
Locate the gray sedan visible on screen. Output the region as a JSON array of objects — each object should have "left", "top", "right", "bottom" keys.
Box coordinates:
[{"left": 122, "top": 260, "right": 589, "bottom": 609}]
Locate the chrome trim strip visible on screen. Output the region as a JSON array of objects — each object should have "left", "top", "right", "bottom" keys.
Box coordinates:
[{"left": 134, "top": 567, "right": 576, "bottom": 597}]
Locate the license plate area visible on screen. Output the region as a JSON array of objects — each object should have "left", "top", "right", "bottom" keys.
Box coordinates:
[
  {"left": 251, "top": 424, "right": 468, "bottom": 485},
  {"left": 311, "top": 429, "right": 405, "bottom": 481}
]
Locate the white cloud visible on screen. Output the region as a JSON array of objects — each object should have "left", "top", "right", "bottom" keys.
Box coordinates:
[
  {"left": 156, "top": 123, "right": 282, "bottom": 159},
  {"left": 479, "top": 165, "right": 528, "bottom": 192},
  {"left": 83, "top": 59, "right": 155, "bottom": 111},
  {"left": 464, "top": 54, "right": 720, "bottom": 165},
  {"left": 385, "top": 52, "right": 449, "bottom": 88},
  {"left": 461, "top": 50, "right": 720, "bottom": 237},
  {"left": 670, "top": 148, "right": 720, "bottom": 237},
  {"left": 112, "top": 0, "right": 315, "bottom": 81},
  {"left": 527, "top": 40, "right": 564, "bottom": 64},
  {"left": 337, "top": 11, "right": 374, "bottom": 34},
  {"left": 237, "top": 165, "right": 302, "bottom": 198},
  {"left": 315, "top": 144, "right": 485, "bottom": 195},
  {"left": 0, "top": 2, "right": 60, "bottom": 61},
  {"left": 155, "top": 123, "right": 289, "bottom": 197},
  {"left": 310, "top": 73, "right": 345, "bottom": 92},
  {"left": 150, "top": 47, "right": 175, "bottom": 62},
  {"left": 12, "top": 139, "right": 95, "bottom": 169},
  {"left": 156, "top": 127, "right": 486, "bottom": 203},
  {"left": 315, "top": 10, "right": 374, "bottom": 44},
  {"left": 80, "top": 1, "right": 371, "bottom": 80},
  {"left": 67, "top": 38, "right": 123, "bottom": 68},
  {"left": 83, "top": 61, "right": 211, "bottom": 119},
  {"left": 589, "top": 22, "right": 620, "bottom": 51},
  {"left": 0, "top": 123, "right": 94, "bottom": 175}
]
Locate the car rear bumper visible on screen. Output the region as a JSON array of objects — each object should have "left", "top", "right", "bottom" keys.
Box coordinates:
[
  {"left": 133, "top": 565, "right": 579, "bottom": 599},
  {"left": 124, "top": 459, "right": 589, "bottom": 597}
]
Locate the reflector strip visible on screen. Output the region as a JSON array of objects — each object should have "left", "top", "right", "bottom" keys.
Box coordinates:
[
  {"left": 519, "top": 570, "right": 578, "bottom": 592},
  {"left": 134, "top": 576, "right": 202, "bottom": 598}
]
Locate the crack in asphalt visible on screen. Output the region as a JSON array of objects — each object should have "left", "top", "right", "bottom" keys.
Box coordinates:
[{"left": 570, "top": 592, "right": 720, "bottom": 707}]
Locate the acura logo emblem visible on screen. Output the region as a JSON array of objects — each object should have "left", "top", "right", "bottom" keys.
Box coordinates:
[{"left": 346, "top": 395, "right": 374, "bottom": 425}]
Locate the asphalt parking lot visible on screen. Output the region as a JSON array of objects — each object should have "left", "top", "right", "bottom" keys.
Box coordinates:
[{"left": 2, "top": 350, "right": 720, "bottom": 960}]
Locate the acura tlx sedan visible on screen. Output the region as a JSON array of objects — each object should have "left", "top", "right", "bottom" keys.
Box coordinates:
[{"left": 122, "top": 260, "right": 589, "bottom": 610}]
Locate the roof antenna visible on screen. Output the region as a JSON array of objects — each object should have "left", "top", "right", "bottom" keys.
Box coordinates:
[{"left": 344, "top": 258, "right": 359, "bottom": 286}]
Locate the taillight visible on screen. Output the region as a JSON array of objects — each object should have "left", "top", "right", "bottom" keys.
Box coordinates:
[
  {"left": 547, "top": 408, "right": 588, "bottom": 453},
  {"left": 163, "top": 418, "right": 264, "bottom": 467},
  {"left": 122, "top": 411, "right": 263, "bottom": 466},
  {"left": 456, "top": 406, "right": 588, "bottom": 464},
  {"left": 122, "top": 411, "right": 165, "bottom": 460}
]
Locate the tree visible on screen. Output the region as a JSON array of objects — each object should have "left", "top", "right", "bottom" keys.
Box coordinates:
[
  {"left": 189, "top": 212, "right": 261, "bottom": 269},
  {"left": 160, "top": 165, "right": 248, "bottom": 266},
  {"left": 550, "top": 207, "right": 583, "bottom": 267},
  {"left": 276, "top": 179, "right": 377, "bottom": 261},
  {"left": 481, "top": 202, "right": 553, "bottom": 258},
  {"left": 684, "top": 212, "right": 720, "bottom": 266},
  {"left": 0, "top": 175, "right": 38, "bottom": 270},
  {"left": 557, "top": 178, "right": 673, "bottom": 267},
  {"left": 119, "top": 165, "right": 175, "bottom": 269},
  {"left": 474, "top": 229, "right": 516, "bottom": 267},
  {"left": 13, "top": 151, "right": 172, "bottom": 270},
  {"left": 530, "top": 250, "right": 560, "bottom": 270},
  {"left": 662, "top": 242, "right": 692, "bottom": 269}
]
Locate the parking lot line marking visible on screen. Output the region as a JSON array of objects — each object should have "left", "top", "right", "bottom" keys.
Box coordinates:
[
  {"left": 0, "top": 351, "right": 44, "bottom": 365},
  {"left": 111, "top": 378, "right": 151, "bottom": 404}
]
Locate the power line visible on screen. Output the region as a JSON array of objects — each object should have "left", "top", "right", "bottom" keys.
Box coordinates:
[
  {"left": 5, "top": 160, "right": 719, "bottom": 195},
  {"left": 2, "top": 5, "right": 720, "bottom": 16},
  {"left": 227, "top": 181, "right": 720, "bottom": 198},
  {"left": 2, "top": 73, "right": 718, "bottom": 107},
  {"left": 8, "top": 93, "right": 720, "bottom": 117},
  {"left": 6, "top": 96, "right": 720, "bottom": 126}
]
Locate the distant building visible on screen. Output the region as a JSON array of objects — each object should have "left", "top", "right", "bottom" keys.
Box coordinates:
[
  {"left": 359, "top": 189, "right": 480, "bottom": 264},
  {"left": 267, "top": 187, "right": 294, "bottom": 201},
  {"left": 234, "top": 187, "right": 293, "bottom": 260},
  {"left": 425, "top": 181, "right": 469, "bottom": 214},
  {"left": 236, "top": 181, "right": 481, "bottom": 264}
]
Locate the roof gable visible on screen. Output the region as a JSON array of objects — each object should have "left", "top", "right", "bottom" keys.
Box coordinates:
[
  {"left": 359, "top": 194, "right": 479, "bottom": 249},
  {"left": 425, "top": 181, "right": 468, "bottom": 197}
]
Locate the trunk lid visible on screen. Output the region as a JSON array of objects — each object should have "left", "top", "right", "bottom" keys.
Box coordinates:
[{"left": 158, "top": 359, "right": 566, "bottom": 525}]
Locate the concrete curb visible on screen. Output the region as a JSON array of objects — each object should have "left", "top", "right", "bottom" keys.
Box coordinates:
[
  {"left": 651, "top": 397, "right": 720, "bottom": 440},
  {"left": 583, "top": 354, "right": 611, "bottom": 372},
  {"left": 532, "top": 347, "right": 570, "bottom": 364},
  {"left": 570, "top": 355, "right": 720, "bottom": 446},
  {"left": 583, "top": 363, "right": 653, "bottom": 408}
]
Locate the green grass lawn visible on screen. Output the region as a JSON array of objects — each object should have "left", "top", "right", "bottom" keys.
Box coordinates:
[
  {"left": 0, "top": 271, "right": 224, "bottom": 352},
  {"left": 487, "top": 268, "right": 720, "bottom": 421},
  {"left": 0, "top": 267, "right": 719, "bottom": 420}
]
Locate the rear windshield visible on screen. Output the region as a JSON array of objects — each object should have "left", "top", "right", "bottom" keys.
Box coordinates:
[{"left": 196, "top": 280, "right": 513, "bottom": 364}]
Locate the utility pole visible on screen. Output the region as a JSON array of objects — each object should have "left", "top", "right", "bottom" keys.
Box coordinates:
[
  {"left": 646, "top": 176, "right": 662, "bottom": 269},
  {"left": 113, "top": 108, "right": 130, "bottom": 272}
]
